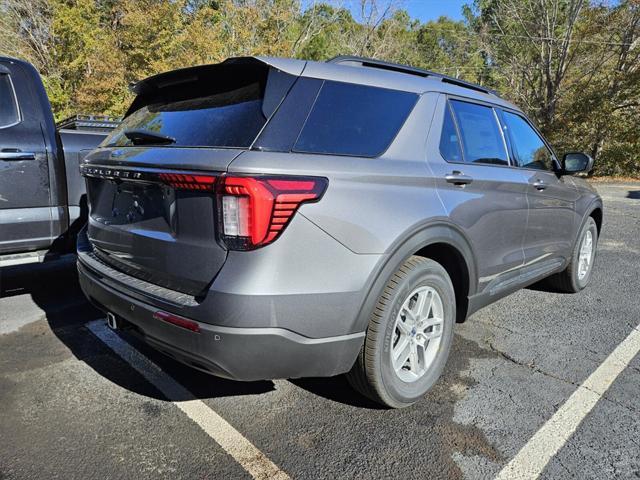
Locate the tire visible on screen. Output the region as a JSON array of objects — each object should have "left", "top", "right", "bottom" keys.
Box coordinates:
[
  {"left": 547, "top": 216, "right": 598, "bottom": 293},
  {"left": 347, "top": 256, "right": 456, "bottom": 408}
]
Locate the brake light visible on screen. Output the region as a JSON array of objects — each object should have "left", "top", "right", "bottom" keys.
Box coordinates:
[
  {"left": 158, "top": 173, "right": 216, "bottom": 191},
  {"left": 218, "top": 175, "right": 328, "bottom": 250}
]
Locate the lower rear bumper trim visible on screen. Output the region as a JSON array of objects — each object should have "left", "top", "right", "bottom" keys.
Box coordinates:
[{"left": 78, "top": 260, "right": 364, "bottom": 381}]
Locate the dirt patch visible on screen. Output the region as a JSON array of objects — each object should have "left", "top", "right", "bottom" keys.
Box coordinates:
[{"left": 588, "top": 176, "right": 640, "bottom": 184}]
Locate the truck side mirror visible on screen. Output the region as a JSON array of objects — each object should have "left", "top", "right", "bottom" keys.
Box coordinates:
[{"left": 562, "top": 152, "right": 594, "bottom": 174}]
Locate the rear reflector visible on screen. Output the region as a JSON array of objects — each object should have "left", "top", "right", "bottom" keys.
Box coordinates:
[
  {"left": 153, "top": 311, "right": 200, "bottom": 333},
  {"left": 218, "top": 175, "right": 327, "bottom": 250}
]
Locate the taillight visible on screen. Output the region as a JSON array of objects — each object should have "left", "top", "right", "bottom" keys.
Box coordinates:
[
  {"left": 158, "top": 173, "right": 216, "bottom": 191},
  {"left": 218, "top": 175, "right": 328, "bottom": 250}
]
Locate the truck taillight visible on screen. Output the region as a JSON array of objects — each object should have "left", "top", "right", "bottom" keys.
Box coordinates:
[{"left": 218, "top": 175, "right": 328, "bottom": 250}]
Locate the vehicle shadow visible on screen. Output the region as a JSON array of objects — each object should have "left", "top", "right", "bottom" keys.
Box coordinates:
[
  {"left": 1, "top": 258, "right": 410, "bottom": 408},
  {"left": 1, "top": 258, "right": 275, "bottom": 401},
  {"left": 291, "top": 376, "right": 386, "bottom": 409},
  {"left": 626, "top": 190, "right": 640, "bottom": 199},
  {"left": 526, "top": 277, "right": 570, "bottom": 294}
]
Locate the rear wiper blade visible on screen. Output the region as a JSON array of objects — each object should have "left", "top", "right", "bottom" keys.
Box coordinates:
[{"left": 123, "top": 129, "right": 176, "bottom": 145}]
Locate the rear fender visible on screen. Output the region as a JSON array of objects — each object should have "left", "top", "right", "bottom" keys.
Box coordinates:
[{"left": 352, "top": 221, "right": 477, "bottom": 333}]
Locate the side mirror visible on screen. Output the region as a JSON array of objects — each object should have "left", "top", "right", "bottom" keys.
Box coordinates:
[{"left": 562, "top": 152, "right": 594, "bottom": 174}]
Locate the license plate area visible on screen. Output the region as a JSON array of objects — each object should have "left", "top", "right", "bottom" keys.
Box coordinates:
[{"left": 90, "top": 178, "right": 175, "bottom": 232}]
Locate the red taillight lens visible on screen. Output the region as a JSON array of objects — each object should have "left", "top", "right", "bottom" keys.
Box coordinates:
[
  {"left": 158, "top": 173, "right": 216, "bottom": 191},
  {"left": 218, "top": 175, "right": 328, "bottom": 250}
]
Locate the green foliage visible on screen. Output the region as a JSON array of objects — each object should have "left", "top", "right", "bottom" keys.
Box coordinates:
[{"left": 0, "top": 0, "right": 638, "bottom": 176}]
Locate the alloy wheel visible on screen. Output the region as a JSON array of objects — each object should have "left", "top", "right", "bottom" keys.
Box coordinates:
[{"left": 390, "top": 286, "right": 444, "bottom": 382}]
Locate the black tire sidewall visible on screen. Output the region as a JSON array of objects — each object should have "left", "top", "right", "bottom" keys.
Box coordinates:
[{"left": 376, "top": 261, "right": 455, "bottom": 406}]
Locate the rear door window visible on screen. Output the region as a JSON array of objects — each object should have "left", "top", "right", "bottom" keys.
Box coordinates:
[
  {"left": 293, "top": 81, "right": 417, "bottom": 157},
  {"left": 501, "top": 111, "right": 555, "bottom": 171},
  {"left": 0, "top": 73, "right": 20, "bottom": 128},
  {"left": 439, "top": 102, "right": 463, "bottom": 162},
  {"left": 449, "top": 99, "right": 508, "bottom": 165}
]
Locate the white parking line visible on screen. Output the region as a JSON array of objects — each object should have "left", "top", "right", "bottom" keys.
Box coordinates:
[
  {"left": 495, "top": 324, "right": 640, "bottom": 480},
  {"left": 87, "top": 320, "right": 290, "bottom": 480}
]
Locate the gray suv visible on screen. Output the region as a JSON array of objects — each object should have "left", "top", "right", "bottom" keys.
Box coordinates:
[{"left": 77, "top": 56, "right": 602, "bottom": 408}]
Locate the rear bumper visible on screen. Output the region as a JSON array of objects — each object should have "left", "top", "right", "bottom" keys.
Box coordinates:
[{"left": 78, "top": 259, "right": 365, "bottom": 381}]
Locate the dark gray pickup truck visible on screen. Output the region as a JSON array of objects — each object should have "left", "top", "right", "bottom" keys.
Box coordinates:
[{"left": 0, "top": 57, "right": 118, "bottom": 267}]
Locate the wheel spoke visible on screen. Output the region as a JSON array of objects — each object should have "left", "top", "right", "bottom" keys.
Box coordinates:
[
  {"left": 396, "top": 318, "right": 412, "bottom": 336},
  {"left": 419, "top": 290, "right": 434, "bottom": 322},
  {"left": 423, "top": 323, "right": 443, "bottom": 341},
  {"left": 392, "top": 337, "right": 411, "bottom": 371},
  {"left": 411, "top": 290, "right": 428, "bottom": 318},
  {"left": 408, "top": 341, "right": 419, "bottom": 373},
  {"left": 402, "top": 307, "right": 417, "bottom": 325}
]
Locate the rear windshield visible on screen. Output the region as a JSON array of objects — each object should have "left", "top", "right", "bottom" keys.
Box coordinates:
[
  {"left": 104, "top": 64, "right": 294, "bottom": 148},
  {"left": 293, "top": 81, "right": 417, "bottom": 157}
]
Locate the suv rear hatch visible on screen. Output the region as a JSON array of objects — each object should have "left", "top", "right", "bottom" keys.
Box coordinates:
[{"left": 82, "top": 58, "right": 299, "bottom": 296}]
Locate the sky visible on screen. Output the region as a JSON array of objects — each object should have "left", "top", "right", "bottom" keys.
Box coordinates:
[
  {"left": 302, "top": 0, "right": 470, "bottom": 23},
  {"left": 311, "top": 0, "right": 621, "bottom": 24},
  {"left": 401, "top": 0, "right": 468, "bottom": 22}
]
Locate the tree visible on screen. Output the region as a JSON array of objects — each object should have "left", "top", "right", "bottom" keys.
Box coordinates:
[
  {"left": 0, "top": 0, "right": 637, "bottom": 176},
  {"left": 469, "top": 0, "right": 587, "bottom": 132}
]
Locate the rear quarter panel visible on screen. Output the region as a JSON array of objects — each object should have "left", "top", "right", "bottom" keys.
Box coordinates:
[{"left": 228, "top": 93, "right": 447, "bottom": 255}]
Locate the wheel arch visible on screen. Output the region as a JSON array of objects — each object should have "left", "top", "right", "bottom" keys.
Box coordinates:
[
  {"left": 353, "top": 221, "right": 478, "bottom": 333},
  {"left": 589, "top": 205, "right": 603, "bottom": 236}
]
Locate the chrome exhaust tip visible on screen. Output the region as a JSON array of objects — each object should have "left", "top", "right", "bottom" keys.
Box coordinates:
[{"left": 106, "top": 312, "right": 118, "bottom": 330}]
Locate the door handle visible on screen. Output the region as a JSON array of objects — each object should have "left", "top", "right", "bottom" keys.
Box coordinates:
[
  {"left": 445, "top": 171, "right": 473, "bottom": 186},
  {"left": 0, "top": 150, "right": 36, "bottom": 161},
  {"left": 532, "top": 179, "right": 547, "bottom": 190}
]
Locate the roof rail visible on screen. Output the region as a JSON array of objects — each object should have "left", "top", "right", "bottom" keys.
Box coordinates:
[
  {"left": 56, "top": 114, "right": 121, "bottom": 132},
  {"left": 326, "top": 55, "right": 498, "bottom": 97}
]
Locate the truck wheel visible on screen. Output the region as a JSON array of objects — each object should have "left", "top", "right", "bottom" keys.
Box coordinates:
[
  {"left": 347, "top": 256, "right": 455, "bottom": 408},
  {"left": 547, "top": 217, "right": 598, "bottom": 293}
]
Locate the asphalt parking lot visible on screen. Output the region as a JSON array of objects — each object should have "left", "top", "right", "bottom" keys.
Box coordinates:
[{"left": 1, "top": 182, "right": 639, "bottom": 480}]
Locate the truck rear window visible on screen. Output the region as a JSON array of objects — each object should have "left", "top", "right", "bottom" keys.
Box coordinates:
[
  {"left": 104, "top": 65, "right": 295, "bottom": 148},
  {"left": 0, "top": 74, "right": 19, "bottom": 128},
  {"left": 292, "top": 81, "right": 417, "bottom": 157}
]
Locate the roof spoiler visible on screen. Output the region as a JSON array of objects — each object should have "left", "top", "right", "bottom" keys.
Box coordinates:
[
  {"left": 125, "top": 57, "right": 269, "bottom": 116},
  {"left": 128, "top": 57, "right": 260, "bottom": 96},
  {"left": 129, "top": 56, "right": 305, "bottom": 96},
  {"left": 327, "top": 55, "right": 499, "bottom": 97},
  {"left": 125, "top": 56, "right": 306, "bottom": 117}
]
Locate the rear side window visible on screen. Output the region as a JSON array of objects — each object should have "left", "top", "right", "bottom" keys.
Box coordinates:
[
  {"left": 293, "top": 81, "right": 417, "bottom": 157},
  {"left": 501, "top": 111, "right": 555, "bottom": 171},
  {"left": 450, "top": 100, "right": 508, "bottom": 165},
  {"left": 105, "top": 65, "right": 295, "bottom": 148},
  {"left": 439, "top": 103, "right": 463, "bottom": 162},
  {"left": 0, "top": 74, "right": 20, "bottom": 128}
]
